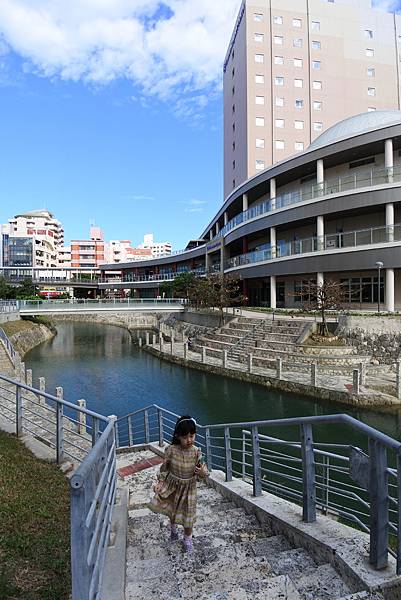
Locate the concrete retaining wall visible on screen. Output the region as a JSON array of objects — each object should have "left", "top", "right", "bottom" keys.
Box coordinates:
[
  {"left": 11, "top": 323, "right": 55, "bottom": 357},
  {"left": 50, "top": 312, "right": 160, "bottom": 330},
  {"left": 337, "top": 316, "right": 401, "bottom": 364}
]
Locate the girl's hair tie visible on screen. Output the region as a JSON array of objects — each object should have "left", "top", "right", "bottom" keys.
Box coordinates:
[{"left": 180, "top": 417, "right": 197, "bottom": 426}]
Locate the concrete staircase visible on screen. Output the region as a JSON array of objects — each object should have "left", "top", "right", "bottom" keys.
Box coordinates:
[{"left": 122, "top": 449, "right": 383, "bottom": 600}]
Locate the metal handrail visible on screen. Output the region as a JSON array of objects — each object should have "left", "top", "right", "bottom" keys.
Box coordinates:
[
  {"left": 0, "top": 327, "right": 16, "bottom": 365},
  {"left": 115, "top": 403, "right": 401, "bottom": 574},
  {"left": 227, "top": 319, "right": 266, "bottom": 357}
]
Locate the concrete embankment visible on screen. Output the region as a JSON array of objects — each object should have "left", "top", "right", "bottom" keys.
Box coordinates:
[
  {"left": 50, "top": 312, "right": 159, "bottom": 333},
  {"left": 1, "top": 318, "right": 55, "bottom": 358}
]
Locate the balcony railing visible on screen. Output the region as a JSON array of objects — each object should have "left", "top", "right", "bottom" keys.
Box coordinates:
[
  {"left": 217, "top": 164, "right": 401, "bottom": 240},
  {"left": 101, "top": 269, "right": 206, "bottom": 284},
  {"left": 225, "top": 222, "right": 401, "bottom": 270}
]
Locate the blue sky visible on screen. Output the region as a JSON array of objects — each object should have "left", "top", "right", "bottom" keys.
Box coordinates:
[{"left": 0, "top": 0, "right": 399, "bottom": 250}]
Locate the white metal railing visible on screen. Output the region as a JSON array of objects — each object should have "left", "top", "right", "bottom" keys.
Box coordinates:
[
  {"left": 0, "top": 300, "right": 19, "bottom": 313},
  {"left": 101, "top": 269, "right": 205, "bottom": 284},
  {"left": 17, "top": 298, "right": 188, "bottom": 311},
  {"left": 0, "top": 327, "right": 16, "bottom": 364}
]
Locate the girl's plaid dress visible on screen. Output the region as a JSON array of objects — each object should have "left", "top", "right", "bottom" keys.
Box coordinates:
[{"left": 149, "top": 444, "right": 202, "bottom": 528}]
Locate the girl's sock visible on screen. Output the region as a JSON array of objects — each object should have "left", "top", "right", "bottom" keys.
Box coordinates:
[
  {"left": 170, "top": 523, "right": 179, "bottom": 541},
  {"left": 183, "top": 534, "right": 193, "bottom": 553}
]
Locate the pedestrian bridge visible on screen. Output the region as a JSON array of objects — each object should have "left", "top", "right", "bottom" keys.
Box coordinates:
[{"left": 15, "top": 298, "right": 187, "bottom": 316}]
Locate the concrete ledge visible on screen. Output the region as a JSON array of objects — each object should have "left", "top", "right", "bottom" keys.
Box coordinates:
[
  {"left": 207, "top": 470, "right": 401, "bottom": 600},
  {"left": 102, "top": 485, "right": 129, "bottom": 600}
]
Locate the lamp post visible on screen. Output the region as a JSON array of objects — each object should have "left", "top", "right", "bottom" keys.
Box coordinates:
[{"left": 375, "top": 261, "right": 384, "bottom": 314}]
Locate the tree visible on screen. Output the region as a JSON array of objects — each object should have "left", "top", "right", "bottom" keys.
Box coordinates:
[
  {"left": 15, "top": 278, "right": 39, "bottom": 299},
  {"left": 188, "top": 273, "right": 245, "bottom": 324},
  {"left": 296, "top": 279, "right": 347, "bottom": 336},
  {"left": 0, "top": 277, "right": 13, "bottom": 299}
]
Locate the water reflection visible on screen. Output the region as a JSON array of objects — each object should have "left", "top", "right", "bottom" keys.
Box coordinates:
[{"left": 25, "top": 322, "right": 401, "bottom": 446}]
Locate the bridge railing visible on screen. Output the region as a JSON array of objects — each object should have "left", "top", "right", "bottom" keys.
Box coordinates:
[
  {"left": 0, "top": 327, "right": 16, "bottom": 365},
  {"left": 18, "top": 298, "right": 188, "bottom": 311},
  {"left": 116, "top": 405, "right": 401, "bottom": 575},
  {"left": 0, "top": 300, "right": 19, "bottom": 313},
  {"left": 0, "top": 374, "right": 115, "bottom": 600}
]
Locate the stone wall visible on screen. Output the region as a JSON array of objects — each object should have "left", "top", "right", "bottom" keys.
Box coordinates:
[
  {"left": 50, "top": 312, "right": 160, "bottom": 331},
  {"left": 10, "top": 323, "right": 55, "bottom": 357},
  {"left": 336, "top": 316, "right": 401, "bottom": 364},
  {"left": 164, "top": 311, "right": 222, "bottom": 342}
]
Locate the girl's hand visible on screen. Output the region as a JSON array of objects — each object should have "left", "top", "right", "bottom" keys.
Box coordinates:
[
  {"left": 194, "top": 463, "right": 209, "bottom": 478},
  {"left": 153, "top": 481, "right": 163, "bottom": 493}
]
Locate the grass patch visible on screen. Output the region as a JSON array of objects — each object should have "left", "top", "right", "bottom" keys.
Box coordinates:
[
  {"left": 0, "top": 320, "right": 37, "bottom": 338},
  {"left": 0, "top": 430, "right": 70, "bottom": 599}
]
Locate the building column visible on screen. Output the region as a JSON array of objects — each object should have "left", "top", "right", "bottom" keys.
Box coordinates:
[
  {"left": 386, "top": 268, "right": 395, "bottom": 312},
  {"left": 270, "top": 226, "right": 276, "bottom": 259},
  {"left": 242, "top": 193, "right": 248, "bottom": 212},
  {"left": 220, "top": 240, "right": 225, "bottom": 273},
  {"left": 224, "top": 211, "right": 228, "bottom": 226},
  {"left": 270, "top": 275, "right": 276, "bottom": 309},
  {"left": 317, "top": 215, "right": 325, "bottom": 251},
  {"left": 205, "top": 252, "right": 210, "bottom": 273},
  {"left": 385, "top": 138, "right": 394, "bottom": 183},
  {"left": 317, "top": 272, "right": 324, "bottom": 288},
  {"left": 317, "top": 159, "right": 324, "bottom": 195},
  {"left": 209, "top": 230, "right": 213, "bottom": 240},
  {"left": 270, "top": 178, "right": 276, "bottom": 211},
  {"left": 215, "top": 221, "right": 220, "bottom": 236},
  {"left": 242, "top": 236, "right": 248, "bottom": 255},
  {"left": 386, "top": 203, "right": 394, "bottom": 242}
]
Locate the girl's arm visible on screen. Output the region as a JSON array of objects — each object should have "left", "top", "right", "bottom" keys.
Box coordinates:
[
  {"left": 194, "top": 448, "right": 209, "bottom": 478},
  {"left": 154, "top": 447, "right": 171, "bottom": 491}
]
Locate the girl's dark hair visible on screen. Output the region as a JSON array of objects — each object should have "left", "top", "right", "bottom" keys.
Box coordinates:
[{"left": 172, "top": 415, "right": 197, "bottom": 445}]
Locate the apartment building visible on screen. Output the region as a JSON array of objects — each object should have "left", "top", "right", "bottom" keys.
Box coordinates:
[
  {"left": 224, "top": 0, "right": 401, "bottom": 198},
  {"left": 138, "top": 233, "right": 172, "bottom": 258},
  {"left": 107, "top": 240, "right": 152, "bottom": 263}
]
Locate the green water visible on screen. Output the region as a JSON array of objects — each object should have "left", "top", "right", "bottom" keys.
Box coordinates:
[{"left": 25, "top": 321, "right": 401, "bottom": 447}]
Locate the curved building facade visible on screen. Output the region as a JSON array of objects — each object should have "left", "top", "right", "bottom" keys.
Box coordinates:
[{"left": 100, "top": 111, "right": 401, "bottom": 312}]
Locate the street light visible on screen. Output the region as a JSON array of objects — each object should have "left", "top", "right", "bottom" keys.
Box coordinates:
[{"left": 375, "top": 261, "right": 384, "bottom": 314}]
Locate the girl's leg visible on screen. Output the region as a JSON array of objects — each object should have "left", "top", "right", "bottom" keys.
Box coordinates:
[
  {"left": 170, "top": 519, "right": 179, "bottom": 541},
  {"left": 183, "top": 527, "right": 193, "bottom": 552}
]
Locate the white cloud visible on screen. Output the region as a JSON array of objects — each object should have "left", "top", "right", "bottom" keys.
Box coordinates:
[
  {"left": 0, "top": 0, "right": 240, "bottom": 108},
  {"left": 131, "top": 194, "right": 156, "bottom": 201}
]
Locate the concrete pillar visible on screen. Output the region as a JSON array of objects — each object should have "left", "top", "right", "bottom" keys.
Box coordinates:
[
  {"left": 145, "top": 331, "right": 149, "bottom": 346},
  {"left": 359, "top": 362, "right": 365, "bottom": 386},
  {"left": 386, "top": 268, "right": 395, "bottom": 312},
  {"left": 159, "top": 337, "right": 163, "bottom": 352},
  {"left": 248, "top": 353, "right": 253, "bottom": 373},
  {"left": 20, "top": 362, "right": 26, "bottom": 384},
  {"left": 386, "top": 203, "right": 394, "bottom": 242},
  {"left": 220, "top": 241, "right": 226, "bottom": 273},
  {"left": 215, "top": 222, "right": 219, "bottom": 235},
  {"left": 311, "top": 363, "right": 317, "bottom": 387},
  {"left": 38, "top": 377, "right": 46, "bottom": 405},
  {"left": 270, "top": 226, "right": 276, "bottom": 259},
  {"left": 152, "top": 334, "right": 156, "bottom": 345},
  {"left": 202, "top": 347, "right": 206, "bottom": 363},
  {"left": 353, "top": 369, "right": 360, "bottom": 395},
  {"left": 26, "top": 369, "right": 32, "bottom": 387},
  {"left": 209, "top": 230, "right": 213, "bottom": 240},
  {"left": 276, "top": 357, "right": 282, "bottom": 380},
  {"left": 385, "top": 138, "right": 394, "bottom": 183},
  {"left": 184, "top": 343, "right": 188, "bottom": 360},
  {"left": 223, "top": 350, "right": 227, "bottom": 368},
  {"left": 205, "top": 252, "right": 210, "bottom": 273},
  {"left": 242, "top": 193, "right": 248, "bottom": 212},
  {"left": 138, "top": 337, "right": 142, "bottom": 347},
  {"left": 317, "top": 272, "right": 324, "bottom": 288},
  {"left": 270, "top": 178, "right": 276, "bottom": 211},
  {"left": 56, "top": 386, "right": 63, "bottom": 400},
  {"left": 77, "top": 399, "right": 87, "bottom": 434},
  {"left": 270, "top": 275, "right": 277, "bottom": 309},
  {"left": 224, "top": 211, "right": 228, "bottom": 226},
  {"left": 170, "top": 339, "right": 174, "bottom": 354},
  {"left": 317, "top": 215, "right": 324, "bottom": 251},
  {"left": 317, "top": 158, "right": 324, "bottom": 194},
  {"left": 170, "top": 327, "right": 174, "bottom": 342}
]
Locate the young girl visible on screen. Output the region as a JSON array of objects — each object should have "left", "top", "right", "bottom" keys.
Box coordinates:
[{"left": 149, "top": 415, "right": 209, "bottom": 553}]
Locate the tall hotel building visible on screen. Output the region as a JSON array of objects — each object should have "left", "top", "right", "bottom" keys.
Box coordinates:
[{"left": 224, "top": 0, "right": 401, "bottom": 198}]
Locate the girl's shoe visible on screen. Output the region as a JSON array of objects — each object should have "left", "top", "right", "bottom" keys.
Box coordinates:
[
  {"left": 183, "top": 536, "right": 193, "bottom": 553},
  {"left": 170, "top": 525, "right": 179, "bottom": 541}
]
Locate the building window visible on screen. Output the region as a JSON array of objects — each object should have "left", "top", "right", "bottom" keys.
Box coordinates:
[
  {"left": 255, "top": 74, "right": 265, "bottom": 84},
  {"left": 254, "top": 13, "right": 263, "bottom": 22},
  {"left": 275, "top": 118, "right": 285, "bottom": 128},
  {"left": 294, "top": 120, "right": 304, "bottom": 130},
  {"left": 274, "top": 15, "right": 283, "bottom": 25},
  {"left": 367, "top": 87, "right": 376, "bottom": 96},
  {"left": 368, "top": 106, "right": 376, "bottom": 111},
  {"left": 293, "top": 38, "right": 303, "bottom": 48},
  {"left": 274, "top": 36, "right": 284, "bottom": 45},
  {"left": 312, "top": 60, "right": 321, "bottom": 69},
  {"left": 312, "top": 40, "right": 321, "bottom": 50},
  {"left": 255, "top": 160, "right": 265, "bottom": 170},
  {"left": 255, "top": 53, "right": 264, "bottom": 63},
  {"left": 293, "top": 18, "right": 302, "bottom": 28},
  {"left": 313, "top": 80, "right": 322, "bottom": 90},
  {"left": 275, "top": 76, "right": 284, "bottom": 86},
  {"left": 367, "top": 67, "right": 375, "bottom": 77},
  {"left": 314, "top": 121, "right": 323, "bottom": 131},
  {"left": 293, "top": 58, "right": 303, "bottom": 67},
  {"left": 294, "top": 78, "right": 303, "bottom": 88},
  {"left": 295, "top": 99, "right": 304, "bottom": 109},
  {"left": 313, "top": 100, "right": 322, "bottom": 110},
  {"left": 295, "top": 141, "right": 304, "bottom": 151},
  {"left": 366, "top": 48, "right": 374, "bottom": 57},
  {"left": 365, "top": 29, "right": 373, "bottom": 39},
  {"left": 311, "top": 20, "right": 320, "bottom": 31},
  {"left": 275, "top": 140, "right": 285, "bottom": 149},
  {"left": 274, "top": 55, "right": 284, "bottom": 64},
  {"left": 254, "top": 33, "right": 264, "bottom": 42},
  {"left": 276, "top": 96, "right": 284, "bottom": 107},
  {"left": 256, "top": 117, "right": 265, "bottom": 126},
  {"left": 256, "top": 138, "right": 265, "bottom": 148},
  {"left": 255, "top": 95, "right": 265, "bottom": 105}
]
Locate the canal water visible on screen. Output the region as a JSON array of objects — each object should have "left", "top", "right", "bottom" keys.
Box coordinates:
[{"left": 25, "top": 321, "right": 401, "bottom": 446}]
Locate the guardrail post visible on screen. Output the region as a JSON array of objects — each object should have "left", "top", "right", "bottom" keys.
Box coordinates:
[
  {"left": 311, "top": 363, "right": 317, "bottom": 387},
  {"left": 396, "top": 360, "right": 401, "bottom": 399},
  {"left": 369, "top": 439, "right": 389, "bottom": 569},
  {"left": 16, "top": 384, "right": 22, "bottom": 436},
  {"left": 157, "top": 409, "right": 164, "bottom": 447},
  {"left": 248, "top": 354, "right": 253, "bottom": 374},
  {"left": 222, "top": 350, "right": 227, "bottom": 368},
  {"left": 251, "top": 426, "right": 262, "bottom": 496},
  {"left": 202, "top": 347, "right": 206, "bottom": 363},
  {"left": 159, "top": 336, "right": 163, "bottom": 352},
  {"left": 205, "top": 427, "right": 212, "bottom": 471},
  {"left": 144, "top": 409, "right": 150, "bottom": 444},
  {"left": 170, "top": 338, "right": 174, "bottom": 354},
  {"left": 183, "top": 343, "right": 188, "bottom": 360},
  {"left": 152, "top": 334, "right": 156, "bottom": 346},
  {"left": 20, "top": 361, "right": 26, "bottom": 383},
  {"left": 145, "top": 331, "right": 149, "bottom": 346},
  {"left": 92, "top": 417, "right": 100, "bottom": 447},
  {"left": 77, "top": 399, "right": 86, "bottom": 435},
  {"left": 276, "top": 357, "right": 282, "bottom": 380},
  {"left": 26, "top": 369, "right": 32, "bottom": 387},
  {"left": 359, "top": 362, "right": 365, "bottom": 386},
  {"left": 38, "top": 377, "right": 46, "bottom": 405},
  {"left": 128, "top": 416, "right": 133, "bottom": 447},
  {"left": 300, "top": 423, "right": 316, "bottom": 523},
  {"left": 56, "top": 387, "right": 64, "bottom": 465},
  {"left": 353, "top": 369, "right": 360, "bottom": 395},
  {"left": 138, "top": 337, "right": 142, "bottom": 348},
  {"left": 224, "top": 427, "right": 232, "bottom": 482}
]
